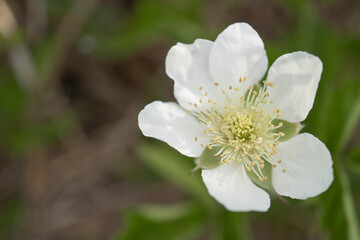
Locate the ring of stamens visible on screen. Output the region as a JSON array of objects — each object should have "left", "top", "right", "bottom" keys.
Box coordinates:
[{"left": 192, "top": 78, "right": 287, "bottom": 182}]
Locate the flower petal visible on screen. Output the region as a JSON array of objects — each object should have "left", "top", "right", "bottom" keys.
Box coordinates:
[
  {"left": 202, "top": 163, "right": 270, "bottom": 212},
  {"left": 138, "top": 101, "right": 208, "bottom": 157},
  {"left": 209, "top": 22, "right": 268, "bottom": 96},
  {"left": 272, "top": 133, "right": 333, "bottom": 199},
  {"left": 266, "top": 51, "right": 323, "bottom": 122},
  {"left": 165, "top": 39, "right": 223, "bottom": 110}
]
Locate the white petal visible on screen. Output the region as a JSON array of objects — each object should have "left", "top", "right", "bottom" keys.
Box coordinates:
[
  {"left": 165, "top": 39, "right": 224, "bottom": 110},
  {"left": 266, "top": 51, "right": 323, "bottom": 122},
  {"left": 138, "top": 101, "right": 208, "bottom": 157},
  {"left": 209, "top": 22, "right": 268, "bottom": 96},
  {"left": 272, "top": 133, "right": 333, "bottom": 199},
  {"left": 202, "top": 163, "right": 270, "bottom": 212}
]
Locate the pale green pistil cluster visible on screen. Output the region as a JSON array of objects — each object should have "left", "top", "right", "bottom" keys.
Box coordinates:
[{"left": 223, "top": 112, "right": 254, "bottom": 141}]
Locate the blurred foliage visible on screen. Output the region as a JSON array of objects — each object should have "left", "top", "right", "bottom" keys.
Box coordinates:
[{"left": 0, "top": 0, "right": 359, "bottom": 239}]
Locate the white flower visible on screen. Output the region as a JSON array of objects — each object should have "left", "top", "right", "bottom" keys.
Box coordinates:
[{"left": 138, "top": 23, "right": 334, "bottom": 212}]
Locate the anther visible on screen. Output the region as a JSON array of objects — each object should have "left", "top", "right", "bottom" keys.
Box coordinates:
[
  {"left": 199, "top": 86, "right": 203, "bottom": 90},
  {"left": 195, "top": 137, "right": 198, "bottom": 141},
  {"left": 215, "top": 82, "right": 219, "bottom": 86},
  {"left": 282, "top": 169, "right": 286, "bottom": 173}
]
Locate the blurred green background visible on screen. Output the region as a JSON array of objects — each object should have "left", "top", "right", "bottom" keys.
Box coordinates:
[{"left": 0, "top": 0, "right": 359, "bottom": 239}]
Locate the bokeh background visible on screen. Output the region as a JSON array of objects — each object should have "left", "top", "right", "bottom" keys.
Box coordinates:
[{"left": 0, "top": 0, "right": 359, "bottom": 239}]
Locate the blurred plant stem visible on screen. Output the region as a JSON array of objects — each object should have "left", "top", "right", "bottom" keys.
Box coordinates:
[
  {"left": 0, "top": 0, "right": 36, "bottom": 92},
  {"left": 335, "top": 92, "right": 360, "bottom": 157},
  {"left": 26, "top": 0, "right": 48, "bottom": 42},
  {"left": 37, "top": 0, "right": 98, "bottom": 94},
  {"left": 334, "top": 92, "right": 360, "bottom": 240}
]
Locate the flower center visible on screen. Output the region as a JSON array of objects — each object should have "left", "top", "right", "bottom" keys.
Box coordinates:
[
  {"left": 191, "top": 78, "right": 287, "bottom": 181},
  {"left": 223, "top": 112, "right": 254, "bottom": 141}
]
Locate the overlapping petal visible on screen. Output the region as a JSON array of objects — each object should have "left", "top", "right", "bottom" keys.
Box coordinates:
[
  {"left": 209, "top": 22, "right": 268, "bottom": 97},
  {"left": 165, "top": 39, "right": 224, "bottom": 110},
  {"left": 138, "top": 101, "right": 208, "bottom": 157},
  {"left": 202, "top": 163, "right": 270, "bottom": 212},
  {"left": 272, "top": 133, "right": 333, "bottom": 199},
  {"left": 266, "top": 51, "right": 323, "bottom": 122}
]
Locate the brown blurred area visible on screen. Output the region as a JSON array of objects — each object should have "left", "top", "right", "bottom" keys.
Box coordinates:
[{"left": 0, "top": 0, "right": 359, "bottom": 239}]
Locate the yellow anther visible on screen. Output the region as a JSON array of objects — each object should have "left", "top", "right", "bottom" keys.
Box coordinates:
[
  {"left": 270, "top": 100, "right": 273, "bottom": 104},
  {"left": 279, "top": 132, "right": 285, "bottom": 137},
  {"left": 279, "top": 122, "right": 283, "bottom": 127},
  {"left": 200, "top": 143, "right": 204, "bottom": 147},
  {"left": 222, "top": 90, "right": 225, "bottom": 94},
  {"left": 273, "top": 164, "right": 277, "bottom": 168},
  {"left": 259, "top": 177, "right": 264, "bottom": 182},
  {"left": 228, "top": 98, "right": 232, "bottom": 102},
  {"left": 199, "top": 86, "right": 203, "bottom": 90},
  {"left": 207, "top": 145, "right": 213, "bottom": 150},
  {"left": 194, "top": 104, "right": 198, "bottom": 108},
  {"left": 239, "top": 77, "right": 243, "bottom": 82},
  {"left": 265, "top": 92, "right": 269, "bottom": 97},
  {"left": 205, "top": 92, "right": 208, "bottom": 96},
  {"left": 253, "top": 90, "right": 258, "bottom": 95},
  {"left": 213, "top": 101, "right": 217, "bottom": 105},
  {"left": 260, "top": 164, "right": 265, "bottom": 169},
  {"left": 229, "top": 86, "right": 232, "bottom": 90},
  {"left": 282, "top": 169, "right": 286, "bottom": 173},
  {"left": 230, "top": 106, "right": 235, "bottom": 110},
  {"left": 215, "top": 82, "right": 219, "bottom": 86},
  {"left": 246, "top": 167, "right": 251, "bottom": 171},
  {"left": 188, "top": 102, "right": 192, "bottom": 105},
  {"left": 243, "top": 77, "right": 247, "bottom": 81},
  {"left": 211, "top": 106, "right": 214, "bottom": 111},
  {"left": 199, "top": 98, "right": 203, "bottom": 103},
  {"left": 235, "top": 88, "right": 239, "bottom": 91},
  {"left": 277, "top": 159, "right": 282, "bottom": 163},
  {"left": 203, "top": 130, "right": 207, "bottom": 134},
  {"left": 195, "top": 137, "right": 198, "bottom": 141},
  {"left": 200, "top": 110, "right": 204, "bottom": 114}
]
